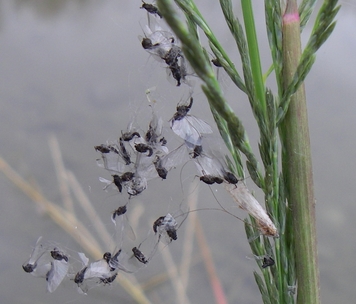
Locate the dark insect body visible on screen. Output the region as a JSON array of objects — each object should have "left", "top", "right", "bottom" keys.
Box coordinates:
[
  {"left": 94, "top": 145, "right": 111, "bottom": 153},
  {"left": 51, "top": 249, "right": 69, "bottom": 262},
  {"left": 166, "top": 228, "right": 177, "bottom": 241},
  {"left": 112, "top": 175, "right": 123, "bottom": 192},
  {"left": 211, "top": 58, "right": 222, "bottom": 67},
  {"left": 141, "top": 37, "right": 155, "bottom": 49},
  {"left": 121, "top": 131, "right": 140, "bottom": 141},
  {"left": 132, "top": 247, "right": 148, "bottom": 264},
  {"left": 103, "top": 252, "right": 112, "bottom": 263},
  {"left": 262, "top": 256, "right": 275, "bottom": 268},
  {"left": 169, "top": 63, "right": 182, "bottom": 86},
  {"left": 163, "top": 46, "right": 185, "bottom": 86},
  {"left": 140, "top": 1, "right": 162, "bottom": 18},
  {"left": 112, "top": 206, "right": 127, "bottom": 221},
  {"left": 173, "top": 97, "right": 193, "bottom": 121},
  {"left": 74, "top": 267, "right": 87, "bottom": 284},
  {"left": 135, "top": 143, "right": 153, "bottom": 156},
  {"left": 223, "top": 171, "right": 239, "bottom": 184},
  {"left": 100, "top": 273, "right": 118, "bottom": 284},
  {"left": 120, "top": 172, "right": 135, "bottom": 182},
  {"left": 22, "top": 263, "right": 36, "bottom": 273},
  {"left": 156, "top": 167, "right": 168, "bottom": 179},
  {"left": 107, "top": 250, "right": 122, "bottom": 271},
  {"left": 95, "top": 144, "right": 119, "bottom": 154},
  {"left": 153, "top": 156, "right": 168, "bottom": 179},
  {"left": 159, "top": 137, "right": 167, "bottom": 145},
  {"left": 200, "top": 175, "right": 224, "bottom": 185},
  {"left": 153, "top": 216, "right": 165, "bottom": 233},
  {"left": 119, "top": 139, "right": 131, "bottom": 165},
  {"left": 192, "top": 145, "right": 203, "bottom": 158}
]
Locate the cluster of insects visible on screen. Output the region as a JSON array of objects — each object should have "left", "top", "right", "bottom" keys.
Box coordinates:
[{"left": 22, "top": 1, "right": 277, "bottom": 294}]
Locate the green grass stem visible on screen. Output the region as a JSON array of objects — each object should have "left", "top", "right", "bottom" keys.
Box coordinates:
[{"left": 280, "top": 1, "right": 320, "bottom": 303}]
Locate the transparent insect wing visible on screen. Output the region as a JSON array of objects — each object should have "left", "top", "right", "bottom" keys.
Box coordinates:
[
  {"left": 194, "top": 154, "right": 223, "bottom": 178},
  {"left": 157, "top": 213, "right": 178, "bottom": 244},
  {"left": 22, "top": 236, "right": 48, "bottom": 273},
  {"left": 97, "top": 147, "right": 127, "bottom": 174},
  {"left": 112, "top": 209, "right": 136, "bottom": 244},
  {"left": 142, "top": 25, "right": 175, "bottom": 60},
  {"left": 171, "top": 115, "right": 212, "bottom": 145},
  {"left": 77, "top": 252, "right": 89, "bottom": 266},
  {"left": 162, "top": 213, "right": 177, "bottom": 229},
  {"left": 98, "top": 176, "right": 116, "bottom": 192},
  {"left": 125, "top": 176, "right": 148, "bottom": 196},
  {"left": 159, "top": 143, "right": 189, "bottom": 171},
  {"left": 31, "top": 262, "right": 52, "bottom": 278},
  {"left": 111, "top": 205, "right": 127, "bottom": 225},
  {"left": 134, "top": 156, "right": 159, "bottom": 182},
  {"left": 84, "top": 259, "right": 112, "bottom": 280},
  {"left": 107, "top": 249, "right": 133, "bottom": 273},
  {"left": 146, "top": 111, "right": 164, "bottom": 145},
  {"left": 46, "top": 259, "right": 69, "bottom": 293}
]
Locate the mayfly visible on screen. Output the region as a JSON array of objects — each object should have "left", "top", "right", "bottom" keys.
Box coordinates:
[
  {"left": 23, "top": 238, "right": 69, "bottom": 293},
  {"left": 170, "top": 97, "right": 213, "bottom": 145},
  {"left": 74, "top": 251, "right": 127, "bottom": 294},
  {"left": 145, "top": 110, "right": 167, "bottom": 154},
  {"left": 134, "top": 143, "right": 154, "bottom": 157},
  {"left": 225, "top": 183, "right": 279, "bottom": 237},
  {"left": 111, "top": 205, "right": 136, "bottom": 242},
  {"left": 153, "top": 213, "right": 178, "bottom": 244},
  {"left": 22, "top": 236, "right": 47, "bottom": 273},
  {"left": 153, "top": 143, "right": 189, "bottom": 179},
  {"left": 132, "top": 247, "right": 149, "bottom": 264},
  {"left": 262, "top": 256, "right": 275, "bottom": 268},
  {"left": 194, "top": 153, "right": 238, "bottom": 185},
  {"left": 163, "top": 45, "right": 186, "bottom": 86},
  {"left": 141, "top": 25, "right": 175, "bottom": 61},
  {"left": 121, "top": 131, "right": 141, "bottom": 142},
  {"left": 99, "top": 174, "right": 123, "bottom": 193}
]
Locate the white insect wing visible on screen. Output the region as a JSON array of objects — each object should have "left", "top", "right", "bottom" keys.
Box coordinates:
[
  {"left": 112, "top": 210, "right": 136, "bottom": 243},
  {"left": 157, "top": 213, "right": 177, "bottom": 244},
  {"left": 225, "top": 183, "right": 279, "bottom": 237},
  {"left": 125, "top": 176, "right": 148, "bottom": 196},
  {"left": 23, "top": 236, "right": 47, "bottom": 272},
  {"left": 97, "top": 149, "right": 126, "bottom": 174},
  {"left": 46, "top": 259, "right": 69, "bottom": 293},
  {"left": 171, "top": 115, "right": 212, "bottom": 145},
  {"left": 162, "top": 213, "right": 177, "bottom": 228},
  {"left": 147, "top": 112, "right": 163, "bottom": 139},
  {"left": 84, "top": 259, "right": 112, "bottom": 280},
  {"left": 31, "top": 262, "right": 52, "bottom": 278},
  {"left": 98, "top": 177, "right": 115, "bottom": 191},
  {"left": 142, "top": 25, "right": 174, "bottom": 60},
  {"left": 194, "top": 155, "right": 223, "bottom": 177},
  {"left": 108, "top": 250, "right": 133, "bottom": 273},
  {"left": 134, "top": 152, "right": 160, "bottom": 182},
  {"left": 76, "top": 262, "right": 113, "bottom": 294},
  {"left": 77, "top": 252, "right": 89, "bottom": 266},
  {"left": 160, "top": 144, "right": 189, "bottom": 171}
]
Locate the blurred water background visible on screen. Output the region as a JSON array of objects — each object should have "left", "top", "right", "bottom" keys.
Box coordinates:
[{"left": 0, "top": 0, "right": 355, "bottom": 303}]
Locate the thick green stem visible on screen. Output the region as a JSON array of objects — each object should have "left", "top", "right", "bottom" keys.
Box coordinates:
[{"left": 280, "top": 1, "right": 320, "bottom": 304}]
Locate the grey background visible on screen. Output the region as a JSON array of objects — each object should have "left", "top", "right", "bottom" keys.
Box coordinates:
[{"left": 0, "top": 0, "right": 355, "bottom": 303}]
